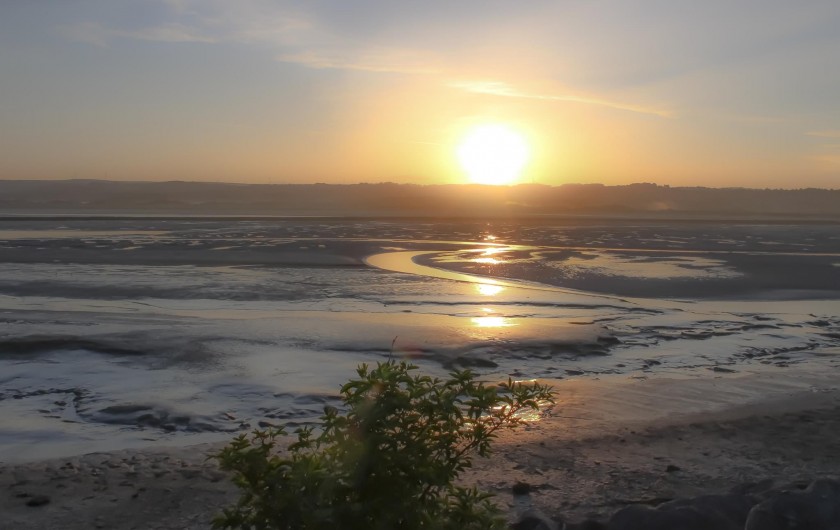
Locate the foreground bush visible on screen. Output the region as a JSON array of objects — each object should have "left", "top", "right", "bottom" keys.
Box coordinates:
[{"left": 214, "top": 360, "right": 555, "bottom": 530}]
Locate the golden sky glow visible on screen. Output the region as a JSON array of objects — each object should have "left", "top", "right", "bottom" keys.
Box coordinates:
[{"left": 0, "top": 1, "right": 839, "bottom": 188}]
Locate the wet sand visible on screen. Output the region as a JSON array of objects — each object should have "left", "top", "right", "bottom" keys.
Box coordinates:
[
  {"left": 3, "top": 368, "right": 839, "bottom": 529},
  {"left": 1, "top": 218, "right": 838, "bottom": 527}
]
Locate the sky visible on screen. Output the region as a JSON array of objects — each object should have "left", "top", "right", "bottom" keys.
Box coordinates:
[{"left": 1, "top": 0, "right": 839, "bottom": 188}]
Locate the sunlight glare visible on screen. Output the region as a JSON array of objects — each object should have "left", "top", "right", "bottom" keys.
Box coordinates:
[
  {"left": 471, "top": 307, "right": 515, "bottom": 328},
  {"left": 457, "top": 125, "right": 530, "bottom": 185},
  {"left": 476, "top": 283, "right": 504, "bottom": 296},
  {"left": 471, "top": 316, "right": 514, "bottom": 328}
]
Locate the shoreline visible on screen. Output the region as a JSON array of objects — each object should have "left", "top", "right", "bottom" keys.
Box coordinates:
[
  {"left": 1, "top": 218, "right": 838, "bottom": 526},
  {"left": 3, "top": 369, "right": 839, "bottom": 528}
]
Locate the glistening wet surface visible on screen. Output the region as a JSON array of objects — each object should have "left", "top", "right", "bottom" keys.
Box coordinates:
[{"left": 0, "top": 217, "right": 838, "bottom": 461}]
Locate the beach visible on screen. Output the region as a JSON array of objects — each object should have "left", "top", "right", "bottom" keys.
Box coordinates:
[
  {"left": 5, "top": 0, "right": 840, "bottom": 524},
  {"left": 1, "top": 217, "right": 839, "bottom": 527},
  {"left": 2, "top": 365, "right": 839, "bottom": 529}
]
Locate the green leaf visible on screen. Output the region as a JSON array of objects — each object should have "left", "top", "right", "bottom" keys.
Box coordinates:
[{"left": 213, "top": 360, "right": 555, "bottom": 529}]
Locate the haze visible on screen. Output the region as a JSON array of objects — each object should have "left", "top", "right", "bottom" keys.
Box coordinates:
[{"left": 1, "top": 1, "right": 839, "bottom": 188}]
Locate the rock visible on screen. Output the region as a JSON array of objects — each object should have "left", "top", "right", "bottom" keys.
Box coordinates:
[
  {"left": 729, "top": 478, "right": 777, "bottom": 498},
  {"left": 512, "top": 509, "right": 560, "bottom": 530},
  {"left": 450, "top": 355, "right": 498, "bottom": 368},
  {"left": 597, "top": 335, "right": 621, "bottom": 345},
  {"left": 566, "top": 521, "right": 607, "bottom": 530},
  {"left": 607, "top": 494, "right": 752, "bottom": 529},
  {"left": 712, "top": 366, "right": 737, "bottom": 373},
  {"left": 512, "top": 482, "right": 532, "bottom": 495},
  {"left": 608, "top": 505, "right": 730, "bottom": 530},
  {"left": 745, "top": 478, "right": 840, "bottom": 530},
  {"left": 665, "top": 464, "right": 681, "bottom": 472},
  {"left": 579, "top": 522, "right": 608, "bottom": 530},
  {"left": 660, "top": 494, "right": 755, "bottom": 528},
  {"left": 26, "top": 495, "right": 51, "bottom": 507}
]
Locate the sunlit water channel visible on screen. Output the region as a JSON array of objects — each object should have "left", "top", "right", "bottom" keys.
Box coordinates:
[{"left": 0, "top": 217, "right": 838, "bottom": 461}]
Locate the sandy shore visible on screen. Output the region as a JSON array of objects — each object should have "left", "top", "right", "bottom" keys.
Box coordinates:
[{"left": 2, "top": 368, "right": 839, "bottom": 529}]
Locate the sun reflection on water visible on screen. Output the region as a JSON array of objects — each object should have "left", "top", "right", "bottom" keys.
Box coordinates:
[
  {"left": 471, "top": 316, "right": 514, "bottom": 327},
  {"left": 480, "top": 247, "right": 504, "bottom": 256},
  {"left": 475, "top": 283, "right": 504, "bottom": 296},
  {"left": 512, "top": 398, "right": 553, "bottom": 422},
  {"left": 470, "top": 246, "right": 508, "bottom": 265},
  {"left": 471, "top": 307, "right": 515, "bottom": 327},
  {"left": 492, "top": 381, "right": 552, "bottom": 422}
]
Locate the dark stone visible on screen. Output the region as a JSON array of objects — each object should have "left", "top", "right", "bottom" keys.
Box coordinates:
[
  {"left": 136, "top": 413, "right": 162, "bottom": 427},
  {"left": 730, "top": 478, "right": 806, "bottom": 500},
  {"left": 608, "top": 494, "right": 752, "bottom": 530},
  {"left": 745, "top": 478, "right": 840, "bottom": 530},
  {"left": 660, "top": 494, "right": 755, "bottom": 528},
  {"left": 665, "top": 464, "right": 681, "bottom": 472},
  {"left": 512, "top": 510, "right": 560, "bottom": 530},
  {"left": 712, "top": 366, "right": 737, "bottom": 373},
  {"left": 567, "top": 521, "right": 607, "bottom": 530},
  {"left": 597, "top": 335, "right": 621, "bottom": 345},
  {"left": 512, "top": 481, "right": 531, "bottom": 495},
  {"left": 581, "top": 522, "right": 608, "bottom": 530},
  {"left": 451, "top": 355, "right": 498, "bottom": 368},
  {"left": 26, "top": 495, "right": 50, "bottom": 507}
]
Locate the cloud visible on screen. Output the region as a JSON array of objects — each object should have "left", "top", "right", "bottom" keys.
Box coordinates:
[
  {"left": 277, "top": 50, "right": 441, "bottom": 75},
  {"left": 129, "top": 23, "right": 217, "bottom": 43},
  {"left": 450, "top": 81, "right": 671, "bottom": 117},
  {"left": 62, "top": 20, "right": 216, "bottom": 46},
  {"left": 60, "top": 2, "right": 442, "bottom": 76},
  {"left": 61, "top": 1, "right": 308, "bottom": 47}
]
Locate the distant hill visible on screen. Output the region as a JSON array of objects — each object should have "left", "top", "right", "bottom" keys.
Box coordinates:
[{"left": 0, "top": 180, "right": 839, "bottom": 219}]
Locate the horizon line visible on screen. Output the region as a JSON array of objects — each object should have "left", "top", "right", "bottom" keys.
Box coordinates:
[{"left": 1, "top": 178, "right": 839, "bottom": 192}]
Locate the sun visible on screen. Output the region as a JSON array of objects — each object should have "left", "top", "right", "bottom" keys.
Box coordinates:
[{"left": 457, "top": 124, "right": 530, "bottom": 185}]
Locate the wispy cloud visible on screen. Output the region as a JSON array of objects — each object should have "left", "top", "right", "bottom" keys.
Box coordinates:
[
  {"left": 61, "top": 1, "right": 308, "bottom": 48},
  {"left": 277, "top": 50, "right": 441, "bottom": 75},
  {"left": 62, "top": 3, "right": 438, "bottom": 77},
  {"left": 63, "top": 21, "right": 218, "bottom": 46},
  {"left": 126, "top": 23, "right": 218, "bottom": 43},
  {"left": 451, "top": 81, "right": 672, "bottom": 117}
]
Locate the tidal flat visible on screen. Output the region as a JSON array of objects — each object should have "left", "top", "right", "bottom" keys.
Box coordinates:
[{"left": 0, "top": 217, "right": 838, "bottom": 462}]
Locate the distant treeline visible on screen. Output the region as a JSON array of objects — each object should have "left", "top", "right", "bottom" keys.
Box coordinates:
[{"left": 1, "top": 180, "right": 839, "bottom": 219}]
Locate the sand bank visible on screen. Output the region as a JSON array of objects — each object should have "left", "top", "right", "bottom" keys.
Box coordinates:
[{"left": 3, "top": 367, "right": 839, "bottom": 529}]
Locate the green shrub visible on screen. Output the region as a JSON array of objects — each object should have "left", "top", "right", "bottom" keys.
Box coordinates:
[{"left": 214, "top": 360, "right": 555, "bottom": 530}]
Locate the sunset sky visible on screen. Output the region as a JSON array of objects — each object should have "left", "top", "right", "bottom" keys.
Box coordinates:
[{"left": 1, "top": 1, "right": 839, "bottom": 188}]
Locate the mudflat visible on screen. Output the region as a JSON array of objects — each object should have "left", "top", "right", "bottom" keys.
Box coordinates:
[{"left": 3, "top": 369, "right": 839, "bottom": 529}]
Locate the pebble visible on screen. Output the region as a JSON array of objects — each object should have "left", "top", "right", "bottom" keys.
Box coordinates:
[
  {"left": 26, "top": 495, "right": 51, "bottom": 507},
  {"left": 512, "top": 481, "right": 531, "bottom": 495}
]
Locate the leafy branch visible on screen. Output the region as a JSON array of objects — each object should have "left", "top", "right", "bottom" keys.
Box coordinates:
[{"left": 214, "top": 360, "right": 555, "bottom": 530}]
